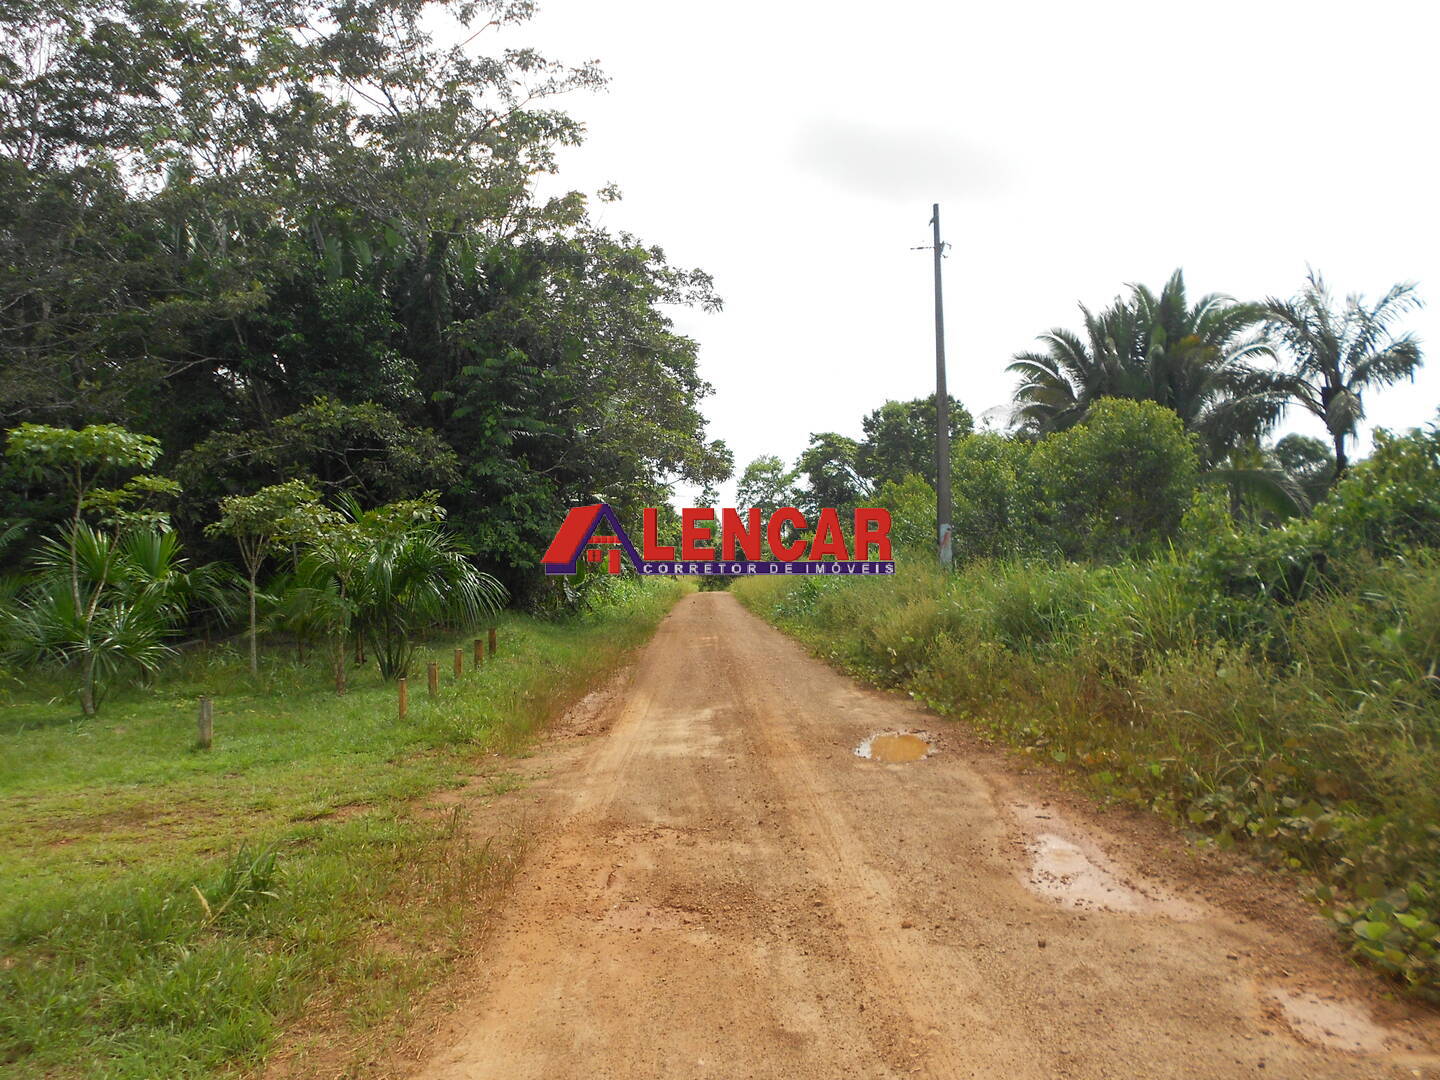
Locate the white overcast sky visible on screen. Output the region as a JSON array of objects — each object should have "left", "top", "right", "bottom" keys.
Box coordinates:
[{"left": 499, "top": 0, "right": 1439, "bottom": 502}]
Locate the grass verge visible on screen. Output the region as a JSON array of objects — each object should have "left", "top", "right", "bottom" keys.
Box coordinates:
[{"left": 0, "top": 578, "right": 685, "bottom": 1078}]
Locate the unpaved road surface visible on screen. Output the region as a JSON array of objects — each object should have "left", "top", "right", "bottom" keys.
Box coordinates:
[{"left": 411, "top": 593, "right": 1440, "bottom": 1079}]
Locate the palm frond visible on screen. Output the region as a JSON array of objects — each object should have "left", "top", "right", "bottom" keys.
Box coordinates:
[{"left": 1201, "top": 467, "right": 1311, "bottom": 519}]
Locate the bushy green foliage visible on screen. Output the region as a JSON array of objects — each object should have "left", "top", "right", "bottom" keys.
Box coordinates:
[
  {"left": 5, "top": 424, "right": 161, "bottom": 491},
  {"left": 1317, "top": 421, "right": 1440, "bottom": 554},
  {"left": 1182, "top": 418, "right": 1440, "bottom": 621},
  {"left": 877, "top": 404, "right": 1196, "bottom": 564},
  {"left": 734, "top": 455, "right": 800, "bottom": 515},
  {"left": 1273, "top": 434, "right": 1337, "bottom": 504},
  {"left": 0, "top": 523, "right": 237, "bottom": 715},
  {"left": 1031, "top": 399, "right": 1199, "bottom": 559},
  {"left": 856, "top": 394, "right": 972, "bottom": 488},
  {"left": 873, "top": 474, "right": 937, "bottom": 553},
  {"left": 292, "top": 495, "right": 508, "bottom": 681},
  {"left": 1008, "top": 269, "right": 1283, "bottom": 463},
  {"left": 2, "top": 420, "right": 513, "bottom": 710},
  {"left": 949, "top": 432, "right": 1042, "bottom": 562},
  {"left": 0, "top": 3, "right": 729, "bottom": 598},
  {"left": 180, "top": 399, "right": 459, "bottom": 515},
  {"left": 794, "top": 432, "right": 866, "bottom": 516}
]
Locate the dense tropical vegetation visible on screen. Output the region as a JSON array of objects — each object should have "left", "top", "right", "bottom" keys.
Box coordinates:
[
  {"left": 0, "top": 0, "right": 729, "bottom": 608},
  {"left": 1008, "top": 269, "right": 1284, "bottom": 464},
  {"left": 0, "top": 0, "right": 737, "bottom": 715}
]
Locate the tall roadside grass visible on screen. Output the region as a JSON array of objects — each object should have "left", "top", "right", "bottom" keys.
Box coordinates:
[
  {"left": 736, "top": 553, "right": 1440, "bottom": 1000},
  {"left": 0, "top": 577, "right": 686, "bottom": 1078}
]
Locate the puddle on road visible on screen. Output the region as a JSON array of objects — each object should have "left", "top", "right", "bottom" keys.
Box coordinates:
[
  {"left": 1013, "top": 803, "right": 1198, "bottom": 918},
  {"left": 1027, "top": 832, "right": 1149, "bottom": 912},
  {"left": 1264, "top": 988, "right": 1392, "bottom": 1053},
  {"left": 856, "top": 731, "right": 933, "bottom": 763}
]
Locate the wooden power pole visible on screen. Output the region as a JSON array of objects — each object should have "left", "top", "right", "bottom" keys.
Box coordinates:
[{"left": 930, "top": 203, "right": 953, "bottom": 567}]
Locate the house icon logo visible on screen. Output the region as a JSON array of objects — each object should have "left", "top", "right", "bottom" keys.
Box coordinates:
[
  {"left": 541, "top": 504, "right": 644, "bottom": 575},
  {"left": 540, "top": 503, "right": 895, "bottom": 578}
]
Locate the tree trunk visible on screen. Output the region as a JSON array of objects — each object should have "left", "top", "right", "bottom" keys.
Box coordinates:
[
  {"left": 1333, "top": 432, "right": 1349, "bottom": 479},
  {"left": 70, "top": 490, "right": 84, "bottom": 615},
  {"left": 334, "top": 635, "right": 347, "bottom": 695},
  {"left": 79, "top": 653, "right": 96, "bottom": 717},
  {"left": 248, "top": 571, "right": 259, "bottom": 676}
]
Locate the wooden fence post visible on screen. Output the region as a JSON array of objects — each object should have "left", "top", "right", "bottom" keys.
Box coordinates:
[
  {"left": 427, "top": 660, "right": 439, "bottom": 698},
  {"left": 473, "top": 638, "right": 484, "bottom": 668},
  {"left": 197, "top": 696, "right": 213, "bottom": 750},
  {"left": 488, "top": 626, "right": 497, "bottom": 656},
  {"left": 453, "top": 647, "right": 463, "bottom": 679},
  {"left": 398, "top": 677, "right": 408, "bottom": 719}
]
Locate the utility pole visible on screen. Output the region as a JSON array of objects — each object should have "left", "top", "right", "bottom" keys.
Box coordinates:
[{"left": 930, "top": 203, "right": 953, "bottom": 567}]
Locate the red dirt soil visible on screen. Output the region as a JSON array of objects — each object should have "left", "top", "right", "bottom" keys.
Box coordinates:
[{"left": 402, "top": 593, "right": 1440, "bottom": 1080}]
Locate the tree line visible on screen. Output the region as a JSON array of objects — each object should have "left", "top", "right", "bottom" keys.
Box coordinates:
[
  {"left": 0, "top": 0, "right": 733, "bottom": 710},
  {"left": 0, "top": 0, "right": 730, "bottom": 604},
  {"left": 741, "top": 267, "right": 1423, "bottom": 559}
]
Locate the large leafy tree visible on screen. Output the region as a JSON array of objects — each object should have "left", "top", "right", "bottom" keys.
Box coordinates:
[
  {"left": 432, "top": 229, "right": 732, "bottom": 582},
  {"left": 1029, "top": 398, "right": 1199, "bottom": 560},
  {"left": 177, "top": 398, "right": 460, "bottom": 521},
  {"left": 949, "top": 433, "right": 1040, "bottom": 562},
  {"left": 1260, "top": 272, "right": 1424, "bottom": 476},
  {"left": 2, "top": 0, "right": 731, "bottom": 596},
  {"left": 794, "top": 432, "right": 868, "bottom": 516},
  {"left": 1009, "top": 270, "right": 1285, "bottom": 464},
  {"left": 855, "top": 394, "right": 972, "bottom": 489},
  {"left": 735, "top": 456, "right": 800, "bottom": 516}
]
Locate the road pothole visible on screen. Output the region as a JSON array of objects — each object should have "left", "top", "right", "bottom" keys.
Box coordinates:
[
  {"left": 1012, "top": 803, "right": 1199, "bottom": 918},
  {"left": 855, "top": 731, "right": 933, "bottom": 763},
  {"left": 1026, "top": 833, "right": 1151, "bottom": 912},
  {"left": 1264, "top": 988, "right": 1392, "bottom": 1053}
]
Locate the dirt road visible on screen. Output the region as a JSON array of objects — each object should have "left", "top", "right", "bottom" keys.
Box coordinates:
[{"left": 410, "top": 593, "right": 1440, "bottom": 1079}]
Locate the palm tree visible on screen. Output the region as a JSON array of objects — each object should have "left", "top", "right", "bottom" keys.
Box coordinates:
[
  {"left": 1008, "top": 302, "right": 1142, "bottom": 434},
  {"left": 1260, "top": 271, "right": 1424, "bottom": 476},
  {"left": 351, "top": 526, "right": 506, "bottom": 680},
  {"left": 2, "top": 526, "right": 202, "bottom": 714},
  {"left": 1009, "top": 270, "right": 1287, "bottom": 464},
  {"left": 295, "top": 496, "right": 508, "bottom": 687}
]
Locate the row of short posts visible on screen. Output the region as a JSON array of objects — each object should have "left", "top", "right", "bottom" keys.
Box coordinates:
[
  {"left": 396, "top": 626, "right": 498, "bottom": 720},
  {"left": 195, "top": 626, "right": 500, "bottom": 744}
]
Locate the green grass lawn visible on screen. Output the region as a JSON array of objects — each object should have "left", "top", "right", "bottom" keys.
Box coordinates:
[{"left": 0, "top": 580, "right": 684, "bottom": 1078}]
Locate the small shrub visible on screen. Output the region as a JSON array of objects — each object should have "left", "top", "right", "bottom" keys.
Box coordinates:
[{"left": 1030, "top": 399, "right": 1199, "bottom": 560}]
